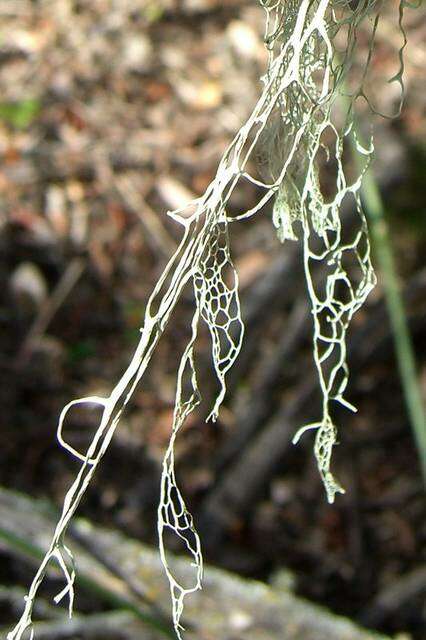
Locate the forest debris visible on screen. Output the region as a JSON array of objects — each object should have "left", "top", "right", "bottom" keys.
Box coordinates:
[
  {"left": 234, "top": 249, "right": 270, "bottom": 289},
  {"left": 193, "top": 81, "right": 223, "bottom": 110},
  {"left": 0, "top": 487, "right": 392, "bottom": 640},
  {"left": 45, "top": 185, "right": 68, "bottom": 237},
  {"left": 121, "top": 36, "right": 153, "bottom": 73},
  {"left": 17, "top": 257, "right": 85, "bottom": 364},
  {"left": 23, "top": 611, "right": 156, "bottom": 640},
  {"left": 10, "top": 262, "right": 48, "bottom": 311},
  {"left": 226, "top": 21, "right": 261, "bottom": 60},
  {"left": 115, "top": 174, "right": 176, "bottom": 257},
  {"left": 156, "top": 176, "right": 198, "bottom": 214},
  {"left": 360, "top": 565, "right": 426, "bottom": 627}
]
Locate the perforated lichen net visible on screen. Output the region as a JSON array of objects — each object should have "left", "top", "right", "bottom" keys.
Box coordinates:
[{"left": 9, "top": 1, "right": 413, "bottom": 638}]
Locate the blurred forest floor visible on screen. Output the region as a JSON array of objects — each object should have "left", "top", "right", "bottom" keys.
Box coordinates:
[{"left": 0, "top": 1, "right": 425, "bottom": 638}]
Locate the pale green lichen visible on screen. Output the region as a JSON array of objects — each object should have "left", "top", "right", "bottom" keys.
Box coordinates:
[{"left": 9, "top": 2, "right": 413, "bottom": 639}]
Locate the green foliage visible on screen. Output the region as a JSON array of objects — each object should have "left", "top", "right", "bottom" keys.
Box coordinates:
[
  {"left": 0, "top": 99, "right": 41, "bottom": 129},
  {"left": 143, "top": 1, "right": 165, "bottom": 24},
  {"left": 67, "top": 340, "right": 97, "bottom": 364}
]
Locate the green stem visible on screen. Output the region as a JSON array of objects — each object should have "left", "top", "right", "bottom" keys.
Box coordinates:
[{"left": 359, "top": 151, "right": 426, "bottom": 486}]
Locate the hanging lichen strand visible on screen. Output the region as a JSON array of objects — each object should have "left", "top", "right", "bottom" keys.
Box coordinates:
[{"left": 9, "top": 1, "right": 411, "bottom": 639}]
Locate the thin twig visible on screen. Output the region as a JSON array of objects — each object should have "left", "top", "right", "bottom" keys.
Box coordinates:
[
  {"left": 17, "top": 257, "right": 86, "bottom": 366},
  {"left": 360, "top": 565, "right": 426, "bottom": 627},
  {"left": 6, "top": 611, "right": 142, "bottom": 640},
  {"left": 115, "top": 174, "right": 177, "bottom": 258}
]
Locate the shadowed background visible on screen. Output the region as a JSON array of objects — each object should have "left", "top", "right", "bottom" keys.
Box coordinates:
[{"left": 0, "top": 1, "right": 425, "bottom": 639}]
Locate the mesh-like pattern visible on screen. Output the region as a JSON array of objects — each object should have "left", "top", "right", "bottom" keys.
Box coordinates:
[
  {"left": 194, "top": 219, "right": 244, "bottom": 420},
  {"left": 158, "top": 311, "right": 203, "bottom": 636},
  {"left": 253, "top": 0, "right": 406, "bottom": 502},
  {"left": 9, "top": 2, "right": 413, "bottom": 639},
  {"left": 157, "top": 218, "right": 244, "bottom": 636}
]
